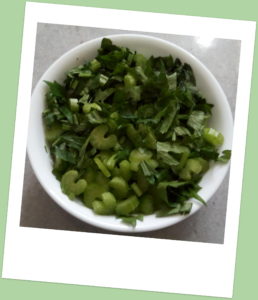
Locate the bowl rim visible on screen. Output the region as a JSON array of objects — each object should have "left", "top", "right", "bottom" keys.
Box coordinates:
[{"left": 28, "top": 33, "right": 233, "bottom": 233}]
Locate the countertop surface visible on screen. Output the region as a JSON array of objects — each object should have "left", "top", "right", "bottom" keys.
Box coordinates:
[{"left": 20, "top": 23, "right": 240, "bottom": 243}]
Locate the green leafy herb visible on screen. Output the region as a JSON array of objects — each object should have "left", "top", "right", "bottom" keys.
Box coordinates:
[
  {"left": 218, "top": 150, "right": 231, "bottom": 163},
  {"left": 187, "top": 110, "right": 208, "bottom": 134},
  {"left": 119, "top": 214, "right": 144, "bottom": 227}
]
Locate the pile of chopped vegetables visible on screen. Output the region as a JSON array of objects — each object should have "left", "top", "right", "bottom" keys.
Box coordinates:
[{"left": 43, "top": 38, "right": 231, "bottom": 227}]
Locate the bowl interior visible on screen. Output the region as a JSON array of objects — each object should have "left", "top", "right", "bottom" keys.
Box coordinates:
[{"left": 28, "top": 34, "right": 233, "bottom": 233}]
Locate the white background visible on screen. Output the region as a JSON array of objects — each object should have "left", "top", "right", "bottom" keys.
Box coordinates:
[{"left": 2, "top": 2, "right": 256, "bottom": 298}]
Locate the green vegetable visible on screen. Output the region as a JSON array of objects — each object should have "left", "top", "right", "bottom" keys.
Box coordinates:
[
  {"left": 61, "top": 170, "right": 87, "bottom": 199},
  {"left": 139, "top": 194, "right": 154, "bottom": 215},
  {"left": 131, "top": 182, "right": 143, "bottom": 197},
  {"left": 69, "top": 98, "right": 79, "bottom": 112},
  {"left": 83, "top": 103, "right": 102, "bottom": 113},
  {"left": 43, "top": 38, "right": 231, "bottom": 227},
  {"left": 45, "top": 123, "right": 64, "bottom": 144},
  {"left": 109, "top": 176, "right": 129, "bottom": 199},
  {"left": 118, "top": 214, "right": 143, "bottom": 227},
  {"left": 83, "top": 171, "right": 109, "bottom": 208},
  {"left": 117, "top": 160, "right": 132, "bottom": 181},
  {"left": 203, "top": 127, "right": 224, "bottom": 147},
  {"left": 92, "top": 192, "right": 117, "bottom": 215},
  {"left": 116, "top": 195, "right": 139, "bottom": 216},
  {"left": 179, "top": 158, "right": 208, "bottom": 180},
  {"left": 93, "top": 157, "right": 111, "bottom": 178},
  {"left": 129, "top": 148, "right": 153, "bottom": 172},
  {"left": 218, "top": 150, "right": 231, "bottom": 162},
  {"left": 90, "top": 125, "right": 117, "bottom": 150},
  {"left": 90, "top": 59, "right": 101, "bottom": 72}
]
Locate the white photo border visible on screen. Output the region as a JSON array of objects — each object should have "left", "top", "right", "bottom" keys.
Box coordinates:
[{"left": 2, "top": 2, "right": 256, "bottom": 298}]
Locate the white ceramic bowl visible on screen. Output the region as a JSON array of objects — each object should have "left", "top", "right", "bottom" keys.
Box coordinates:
[{"left": 28, "top": 34, "right": 233, "bottom": 233}]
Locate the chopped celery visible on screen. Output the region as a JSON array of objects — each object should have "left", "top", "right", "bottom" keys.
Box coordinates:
[
  {"left": 124, "top": 73, "right": 136, "bottom": 87},
  {"left": 43, "top": 38, "right": 231, "bottom": 227},
  {"left": 131, "top": 182, "right": 143, "bottom": 197},
  {"left": 90, "top": 59, "right": 101, "bottom": 72},
  {"left": 109, "top": 176, "right": 128, "bottom": 199},
  {"left": 203, "top": 127, "right": 224, "bottom": 147},
  {"left": 116, "top": 196, "right": 139, "bottom": 216},
  {"left": 94, "top": 157, "right": 111, "bottom": 178}
]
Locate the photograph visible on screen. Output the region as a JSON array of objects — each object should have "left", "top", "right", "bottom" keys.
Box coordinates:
[
  {"left": 20, "top": 23, "right": 240, "bottom": 243},
  {"left": 2, "top": 2, "right": 255, "bottom": 299}
]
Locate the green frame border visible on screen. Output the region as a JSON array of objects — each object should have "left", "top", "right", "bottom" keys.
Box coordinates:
[{"left": 0, "top": 1, "right": 257, "bottom": 299}]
